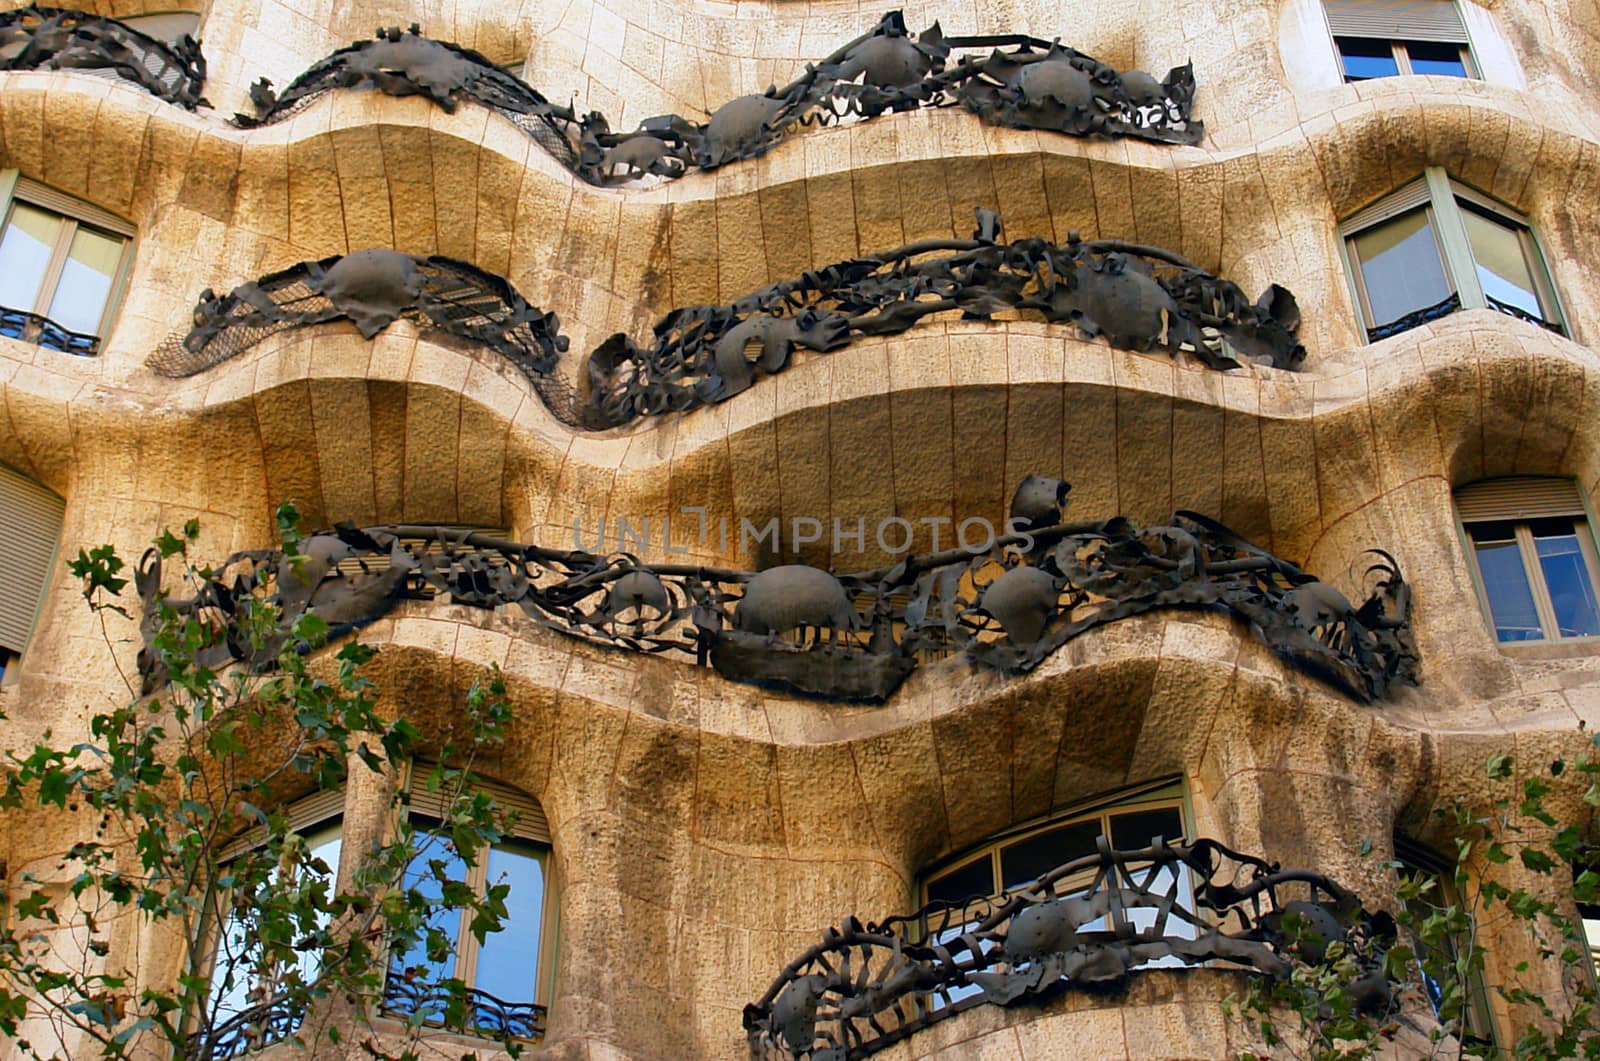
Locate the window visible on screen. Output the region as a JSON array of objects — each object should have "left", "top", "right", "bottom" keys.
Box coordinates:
[
  {"left": 1456, "top": 478, "right": 1600, "bottom": 644},
  {"left": 1341, "top": 170, "right": 1565, "bottom": 340},
  {"left": 1325, "top": 0, "right": 1475, "bottom": 81},
  {"left": 0, "top": 462, "right": 66, "bottom": 672},
  {"left": 923, "top": 780, "right": 1190, "bottom": 905},
  {"left": 0, "top": 174, "right": 135, "bottom": 354},
  {"left": 118, "top": 11, "right": 202, "bottom": 45},
  {"left": 206, "top": 789, "right": 344, "bottom": 1049},
  {"left": 1395, "top": 837, "right": 1497, "bottom": 1047},
  {"left": 1573, "top": 864, "right": 1600, "bottom": 979},
  {"left": 383, "top": 774, "right": 555, "bottom": 1042}
]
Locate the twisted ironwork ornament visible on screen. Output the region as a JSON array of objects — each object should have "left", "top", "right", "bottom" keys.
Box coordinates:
[
  {"left": 134, "top": 476, "right": 1416, "bottom": 704},
  {"left": 154, "top": 212, "right": 1305, "bottom": 430},
  {"left": 148, "top": 249, "right": 569, "bottom": 389},
  {"left": 0, "top": 5, "right": 206, "bottom": 109},
  {"left": 233, "top": 15, "right": 1201, "bottom": 187},
  {"left": 744, "top": 838, "right": 1394, "bottom": 1059}
]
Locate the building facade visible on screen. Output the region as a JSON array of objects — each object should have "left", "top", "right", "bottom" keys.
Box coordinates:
[{"left": 2, "top": 0, "right": 1600, "bottom": 1057}]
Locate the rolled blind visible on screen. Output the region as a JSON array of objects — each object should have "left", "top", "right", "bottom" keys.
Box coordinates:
[
  {"left": 118, "top": 12, "right": 202, "bottom": 44},
  {"left": 0, "top": 464, "right": 65, "bottom": 654},
  {"left": 407, "top": 771, "right": 550, "bottom": 844},
  {"left": 1455, "top": 477, "right": 1586, "bottom": 523},
  {"left": 14, "top": 177, "right": 135, "bottom": 237},
  {"left": 1324, "top": 0, "right": 1469, "bottom": 43},
  {"left": 218, "top": 786, "right": 346, "bottom": 861}
]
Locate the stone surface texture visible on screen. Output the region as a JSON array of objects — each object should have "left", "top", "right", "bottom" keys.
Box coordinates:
[{"left": 2, "top": 0, "right": 1600, "bottom": 1057}]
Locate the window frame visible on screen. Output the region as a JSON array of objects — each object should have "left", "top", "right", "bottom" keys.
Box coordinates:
[
  {"left": 202, "top": 791, "right": 346, "bottom": 1041},
  {"left": 1454, "top": 480, "right": 1600, "bottom": 647},
  {"left": 1394, "top": 836, "right": 1499, "bottom": 1048},
  {"left": 1338, "top": 168, "right": 1569, "bottom": 341},
  {"left": 381, "top": 766, "right": 559, "bottom": 1038},
  {"left": 0, "top": 171, "right": 137, "bottom": 351},
  {"left": 919, "top": 778, "right": 1192, "bottom": 907},
  {"left": 1335, "top": 35, "right": 1477, "bottom": 80}
]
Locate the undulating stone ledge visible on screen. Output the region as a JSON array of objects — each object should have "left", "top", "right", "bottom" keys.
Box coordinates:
[{"left": 1, "top": 74, "right": 1598, "bottom": 364}]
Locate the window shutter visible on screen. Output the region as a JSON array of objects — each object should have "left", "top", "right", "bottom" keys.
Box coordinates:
[
  {"left": 1455, "top": 477, "right": 1586, "bottom": 522},
  {"left": 0, "top": 464, "right": 65, "bottom": 655},
  {"left": 407, "top": 773, "right": 550, "bottom": 844},
  {"left": 1340, "top": 178, "right": 1432, "bottom": 234},
  {"left": 118, "top": 12, "right": 202, "bottom": 44},
  {"left": 1324, "top": 0, "right": 1470, "bottom": 43},
  {"left": 13, "top": 178, "right": 135, "bottom": 238},
  {"left": 219, "top": 787, "right": 346, "bottom": 861}
]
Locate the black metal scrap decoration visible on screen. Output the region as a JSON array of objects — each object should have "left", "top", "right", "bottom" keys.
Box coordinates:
[
  {"left": 147, "top": 248, "right": 569, "bottom": 390},
  {"left": 0, "top": 5, "right": 207, "bottom": 109},
  {"left": 743, "top": 838, "right": 1395, "bottom": 1059},
  {"left": 232, "top": 15, "right": 1200, "bottom": 187},
  {"left": 133, "top": 475, "right": 1417, "bottom": 704},
  {"left": 153, "top": 212, "right": 1305, "bottom": 428},
  {"left": 582, "top": 209, "right": 1304, "bottom": 428}
]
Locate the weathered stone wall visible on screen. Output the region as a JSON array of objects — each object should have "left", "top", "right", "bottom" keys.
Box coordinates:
[{"left": 2, "top": 0, "right": 1599, "bottom": 1056}]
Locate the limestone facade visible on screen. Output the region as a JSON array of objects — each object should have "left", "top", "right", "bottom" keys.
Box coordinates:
[{"left": 3, "top": 0, "right": 1600, "bottom": 1057}]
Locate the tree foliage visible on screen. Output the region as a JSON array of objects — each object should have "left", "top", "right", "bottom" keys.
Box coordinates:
[{"left": 0, "top": 510, "right": 525, "bottom": 1060}]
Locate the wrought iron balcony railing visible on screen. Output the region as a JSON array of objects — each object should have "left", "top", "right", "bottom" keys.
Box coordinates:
[
  {"left": 0, "top": 305, "right": 99, "bottom": 355},
  {"left": 1366, "top": 291, "right": 1564, "bottom": 342},
  {"left": 232, "top": 15, "right": 1201, "bottom": 187},
  {"left": 744, "top": 838, "right": 1393, "bottom": 1059},
  {"left": 381, "top": 977, "right": 547, "bottom": 1042},
  {"left": 133, "top": 475, "right": 1418, "bottom": 704},
  {"left": 151, "top": 211, "right": 1307, "bottom": 432},
  {"left": 0, "top": 5, "right": 206, "bottom": 109}
]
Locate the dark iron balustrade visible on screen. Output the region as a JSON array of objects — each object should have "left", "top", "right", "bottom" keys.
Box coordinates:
[
  {"left": 0, "top": 306, "right": 99, "bottom": 355},
  {"left": 154, "top": 212, "right": 1306, "bottom": 431},
  {"left": 1367, "top": 291, "right": 1565, "bottom": 341},
  {"left": 185, "top": 997, "right": 304, "bottom": 1060},
  {"left": 133, "top": 475, "right": 1418, "bottom": 704},
  {"left": 1486, "top": 294, "right": 1564, "bottom": 334},
  {"left": 744, "top": 838, "right": 1393, "bottom": 1059},
  {"left": 381, "top": 977, "right": 547, "bottom": 1042},
  {"left": 0, "top": 5, "right": 206, "bottom": 109},
  {"left": 232, "top": 15, "right": 1201, "bottom": 187}
]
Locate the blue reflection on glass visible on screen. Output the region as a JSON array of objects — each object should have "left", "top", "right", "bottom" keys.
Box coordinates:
[
  {"left": 389, "top": 835, "right": 468, "bottom": 1020},
  {"left": 1534, "top": 530, "right": 1600, "bottom": 637},
  {"left": 1337, "top": 37, "right": 1400, "bottom": 80},
  {"left": 1406, "top": 41, "right": 1469, "bottom": 76},
  {"left": 475, "top": 845, "right": 545, "bottom": 1004},
  {"left": 1474, "top": 537, "right": 1542, "bottom": 641}
]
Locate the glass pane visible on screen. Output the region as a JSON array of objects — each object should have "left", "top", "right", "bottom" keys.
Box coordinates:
[
  {"left": 389, "top": 836, "right": 469, "bottom": 990},
  {"left": 1405, "top": 40, "right": 1469, "bottom": 76},
  {"left": 45, "top": 226, "right": 123, "bottom": 336},
  {"left": 1000, "top": 820, "right": 1099, "bottom": 890},
  {"left": 1336, "top": 37, "right": 1400, "bottom": 80},
  {"left": 925, "top": 856, "right": 994, "bottom": 906},
  {"left": 210, "top": 821, "right": 342, "bottom": 1029},
  {"left": 1472, "top": 536, "right": 1543, "bottom": 641},
  {"left": 1460, "top": 207, "right": 1545, "bottom": 319},
  {"left": 1352, "top": 208, "right": 1452, "bottom": 329},
  {"left": 474, "top": 845, "right": 545, "bottom": 1004},
  {"left": 1533, "top": 527, "right": 1600, "bottom": 638},
  {"left": 1109, "top": 806, "right": 1185, "bottom": 850},
  {"left": 0, "top": 204, "right": 63, "bottom": 313}
]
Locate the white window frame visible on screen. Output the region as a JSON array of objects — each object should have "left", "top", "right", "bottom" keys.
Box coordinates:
[
  {"left": 381, "top": 766, "right": 558, "bottom": 1038},
  {"left": 0, "top": 170, "right": 137, "bottom": 348},
  {"left": 920, "top": 778, "right": 1192, "bottom": 906},
  {"left": 1454, "top": 477, "right": 1600, "bottom": 647},
  {"left": 1332, "top": 35, "right": 1477, "bottom": 80},
  {"left": 1337, "top": 168, "right": 1569, "bottom": 341}
]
